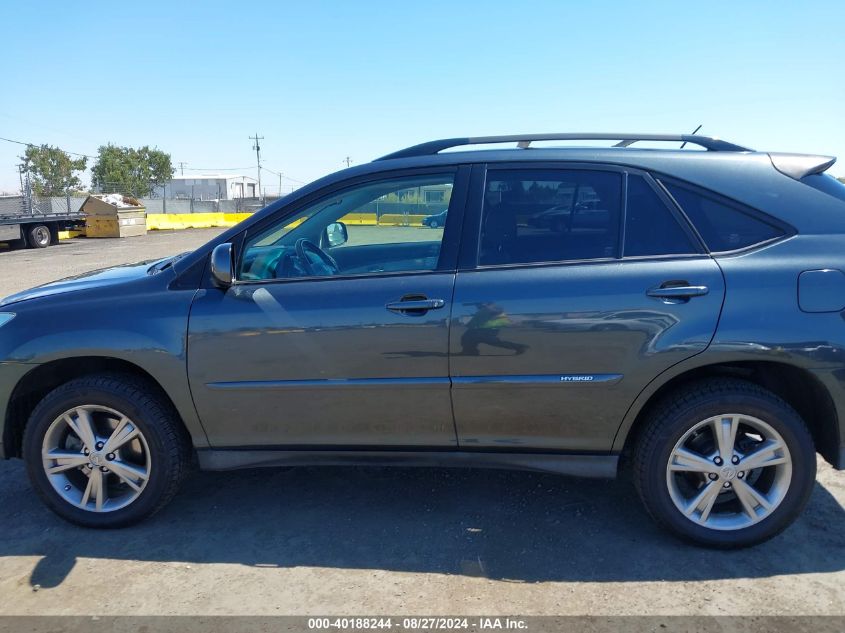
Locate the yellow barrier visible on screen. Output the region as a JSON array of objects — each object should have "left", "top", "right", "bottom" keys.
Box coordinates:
[
  {"left": 139, "top": 212, "right": 432, "bottom": 232},
  {"left": 146, "top": 212, "right": 254, "bottom": 230},
  {"left": 340, "top": 213, "right": 427, "bottom": 226}
]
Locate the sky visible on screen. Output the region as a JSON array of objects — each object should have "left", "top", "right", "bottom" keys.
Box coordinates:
[{"left": 1, "top": 0, "right": 843, "bottom": 195}]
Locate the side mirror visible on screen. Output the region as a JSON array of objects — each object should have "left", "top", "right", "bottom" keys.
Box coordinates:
[
  {"left": 210, "top": 243, "right": 234, "bottom": 288},
  {"left": 324, "top": 221, "right": 348, "bottom": 248}
]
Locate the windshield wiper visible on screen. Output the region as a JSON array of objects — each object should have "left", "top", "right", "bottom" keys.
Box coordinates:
[{"left": 148, "top": 252, "right": 189, "bottom": 274}]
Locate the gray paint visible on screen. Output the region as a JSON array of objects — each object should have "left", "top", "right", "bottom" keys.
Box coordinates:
[{"left": 1, "top": 143, "right": 844, "bottom": 474}]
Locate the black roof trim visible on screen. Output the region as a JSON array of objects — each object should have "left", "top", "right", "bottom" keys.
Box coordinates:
[{"left": 377, "top": 133, "right": 752, "bottom": 160}]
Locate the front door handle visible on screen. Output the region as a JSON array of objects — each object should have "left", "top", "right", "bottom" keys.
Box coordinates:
[
  {"left": 647, "top": 283, "right": 709, "bottom": 300},
  {"left": 386, "top": 297, "right": 446, "bottom": 314}
]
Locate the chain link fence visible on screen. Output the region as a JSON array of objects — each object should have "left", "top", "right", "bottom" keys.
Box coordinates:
[{"left": 0, "top": 193, "right": 84, "bottom": 218}]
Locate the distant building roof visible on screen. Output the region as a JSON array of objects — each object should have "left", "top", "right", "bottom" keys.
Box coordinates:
[{"left": 169, "top": 174, "right": 256, "bottom": 182}]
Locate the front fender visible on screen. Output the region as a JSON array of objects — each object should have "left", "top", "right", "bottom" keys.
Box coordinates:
[{"left": 0, "top": 285, "right": 209, "bottom": 450}]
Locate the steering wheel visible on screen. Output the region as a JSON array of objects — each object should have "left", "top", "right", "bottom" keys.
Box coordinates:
[{"left": 294, "top": 238, "right": 340, "bottom": 277}]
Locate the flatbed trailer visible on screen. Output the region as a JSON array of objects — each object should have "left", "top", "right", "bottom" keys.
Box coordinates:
[{"left": 0, "top": 201, "right": 85, "bottom": 248}]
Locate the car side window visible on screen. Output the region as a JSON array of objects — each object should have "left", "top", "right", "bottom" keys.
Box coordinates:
[
  {"left": 661, "top": 180, "right": 785, "bottom": 252},
  {"left": 238, "top": 174, "right": 455, "bottom": 280},
  {"left": 624, "top": 175, "right": 698, "bottom": 257},
  {"left": 479, "top": 169, "right": 623, "bottom": 266}
]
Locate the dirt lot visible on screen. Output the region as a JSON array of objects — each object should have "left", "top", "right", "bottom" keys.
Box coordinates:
[{"left": 0, "top": 230, "right": 844, "bottom": 616}]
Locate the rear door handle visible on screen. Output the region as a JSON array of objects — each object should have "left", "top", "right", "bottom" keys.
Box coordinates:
[
  {"left": 386, "top": 298, "right": 446, "bottom": 314},
  {"left": 647, "top": 284, "right": 709, "bottom": 300}
]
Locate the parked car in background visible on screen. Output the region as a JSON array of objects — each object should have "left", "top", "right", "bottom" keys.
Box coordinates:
[
  {"left": 2, "top": 132, "right": 845, "bottom": 549},
  {"left": 422, "top": 208, "right": 448, "bottom": 228}
]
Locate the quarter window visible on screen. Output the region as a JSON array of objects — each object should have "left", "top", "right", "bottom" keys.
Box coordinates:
[
  {"left": 479, "top": 169, "right": 623, "bottom": 266},
  {"left": 624, "top": 175, "right": 697, "bottom": 257},
  {"left": 661, "top": 181, "right": 784, "bottom": 252}
]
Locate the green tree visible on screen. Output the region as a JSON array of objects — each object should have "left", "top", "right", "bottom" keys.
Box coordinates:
[
  {"left": 91, "top": 145, "right": 174, "bottom": 197},
  {"left": 838, "top": 176, "right": 845, "bottom": 185},
  {"left": 20, "top": 144, "right": 87, "bottom": 196}
]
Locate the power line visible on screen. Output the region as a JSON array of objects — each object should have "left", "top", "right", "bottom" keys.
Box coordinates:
[
  {"left": 2, "top": 132, "right": 310, "bottom": 186},
  {"left": 0, "top": 134, "right": 97, "bottom": 159},
  {"left": 262, "top": 166, "right": 306, "bottom": 184},
  {"left": 182, "top": 165, "right": 254, "bottom": 171}
]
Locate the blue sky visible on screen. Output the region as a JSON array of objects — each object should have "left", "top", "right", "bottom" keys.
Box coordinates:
[{"left": 1, "top": 0, "right": 843, "bottom": 194}]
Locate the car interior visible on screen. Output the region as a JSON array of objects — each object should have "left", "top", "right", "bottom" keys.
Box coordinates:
[
  {"left": 479, "top": 171, "right": 622, "bottom": 265},
  {"left": 239, "top": 178, "right": 450, "bottom": 280}
]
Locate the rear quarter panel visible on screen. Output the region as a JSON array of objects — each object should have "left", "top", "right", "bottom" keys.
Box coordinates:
[{"left": 612, "top": 235, "right": 845, "bottom": 457}]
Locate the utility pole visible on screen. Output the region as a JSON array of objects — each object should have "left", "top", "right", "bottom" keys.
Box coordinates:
[
  {"left": 343, "top": 156, "right": 353, "bottom": 168},
  {"left": 249, "top": 133, "right": 264, "bottom": 201},
  {"left": 177, "top": 161, "right": 187, "bottom": 176},
  {"left": 278, "top": 172, "right": 282, "bottom": 198}
]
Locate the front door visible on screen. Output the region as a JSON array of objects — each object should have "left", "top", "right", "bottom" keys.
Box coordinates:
[
  {"left": 450, "top": 165, "right": 726, "bottom": 451},
  {"left": 188, "top": 168, "right": 468, "bottom": 448}
]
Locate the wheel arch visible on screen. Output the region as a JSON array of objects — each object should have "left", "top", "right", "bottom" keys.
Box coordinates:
[
  {"left": 3, "top": 356, "right": 203, "bottom": 458},
  {"left": 615, "top": 359, "right": 841, "bottom": 470}
]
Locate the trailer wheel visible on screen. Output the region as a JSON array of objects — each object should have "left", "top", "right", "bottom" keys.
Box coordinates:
[{"left": 27, "top": 224, "right": 52, "bottom": 249}]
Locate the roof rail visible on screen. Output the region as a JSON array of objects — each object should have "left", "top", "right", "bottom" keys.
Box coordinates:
[{"left": 377, "top": 133, "right": 753, "bottom": 160}]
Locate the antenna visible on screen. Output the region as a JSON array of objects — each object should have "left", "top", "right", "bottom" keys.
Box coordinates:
[{"left": 680, "top": 125, "right": 703, "bottom": 149}]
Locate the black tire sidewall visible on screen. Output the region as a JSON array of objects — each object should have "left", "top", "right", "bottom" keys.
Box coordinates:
[
  {"left": 641, "top": 390, "right": 816, "bottom": 548},
  {"left": 23, "top": 380, "right": 177, "bottom": 528},
  {"left": 27, "top": 225, "right": 51, "bottom": 248}
]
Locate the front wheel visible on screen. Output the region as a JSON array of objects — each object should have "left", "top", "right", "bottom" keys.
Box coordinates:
[
  {"left": 634, "top": 378, "right": 816, "bottom": 548},
  {"left": 23, "top": 373, "right": 191, "bottom": 527}
]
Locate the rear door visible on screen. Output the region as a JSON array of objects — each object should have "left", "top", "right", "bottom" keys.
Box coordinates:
[{"left": 450, "top": 164, "right": 725, "bottom": 451}]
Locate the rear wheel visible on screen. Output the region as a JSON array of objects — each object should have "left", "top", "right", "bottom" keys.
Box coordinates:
[
  {"left": 634, "top": 378, "right": 816, "bottom": 548},
  {"left": 23, "top": 374, "right": 190, "bottom": 527},
  {"left": 26, "top": 224, "right": 51, "bottom": 248}
]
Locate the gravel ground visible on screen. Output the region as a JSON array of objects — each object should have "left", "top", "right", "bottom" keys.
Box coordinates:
[{"left": 0, "top": 230, "right": 843, "bottom": 616}]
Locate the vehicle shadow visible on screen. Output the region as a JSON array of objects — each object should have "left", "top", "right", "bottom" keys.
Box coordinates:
[{"left": 1, "top": 460, "right": 843, "bottom": 588}]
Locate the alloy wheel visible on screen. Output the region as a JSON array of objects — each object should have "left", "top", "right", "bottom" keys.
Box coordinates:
[
  {"left": 41, "top": 405, "right": 151, "bottom": 512},
  {"left": 665, "top": 413, "right": 792, "bottom": 530}
]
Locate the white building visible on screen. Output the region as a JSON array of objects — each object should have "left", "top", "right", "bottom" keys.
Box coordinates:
[{"left": 162, "top": 175, "right": 258, "bottom": 200}]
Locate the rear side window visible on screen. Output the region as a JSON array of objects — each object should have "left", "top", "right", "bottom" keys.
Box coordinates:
[
  {"left": 480, "top": 169, "right": 622, "bottom": 266},
  {"left": 624, "top": 175, "right": 697, "bottom": 257},
  {"left": 661, "top": 181, "right": 784, "bottom": 252}
]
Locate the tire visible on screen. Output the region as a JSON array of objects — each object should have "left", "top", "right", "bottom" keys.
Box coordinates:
[
  {"left": 26, "top": 224, "right": 51, "bottom": 248},
  {"left": 633, "top": 378, "right": 816, "bottom": 548},
  {"left": 23, "top": 373, "right": 191, "bottom": 528},
  {"left": 429, "top": 220, "right": 439, "bottom": 228}
]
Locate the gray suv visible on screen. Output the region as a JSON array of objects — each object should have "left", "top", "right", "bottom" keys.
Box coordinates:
[{"left": 2, "top": 133, "right": 845, "bottom": 548}]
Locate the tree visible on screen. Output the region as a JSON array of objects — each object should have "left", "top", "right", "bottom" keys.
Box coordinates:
[
  {"left": 838, "top": 177, "right": 845, "bottom": 185},
  {"left": 20, "top": 144, "right": 87, "bottom": 196},
  {"left": 91, "top": 145, "right": 174, "bottom": 197}
]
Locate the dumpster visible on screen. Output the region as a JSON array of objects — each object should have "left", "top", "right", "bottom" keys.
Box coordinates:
[{"left": 81, "top": 194, "right": 147, "bottom": 238}]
